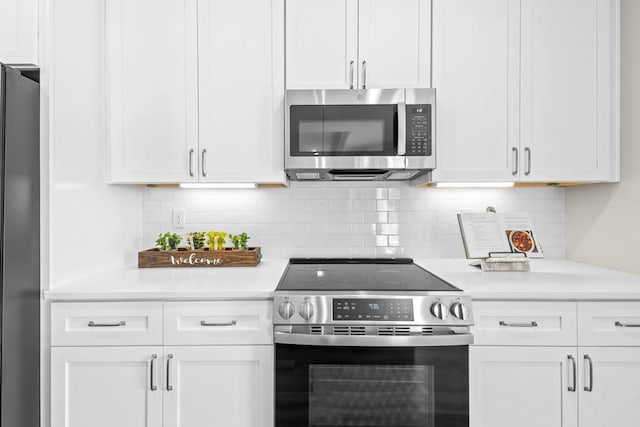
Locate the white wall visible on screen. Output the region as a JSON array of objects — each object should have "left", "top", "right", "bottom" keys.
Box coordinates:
[
  {"left": 48, "top": 0, "right": 143, "bottom": 286},
  {"left": 144, "top": 183, "right": 566, "bottom": 259},
  {"left": 566, "top": 0, "right": 639, "bottom": 274}
]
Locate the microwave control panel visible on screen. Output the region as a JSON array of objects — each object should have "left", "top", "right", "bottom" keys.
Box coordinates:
[{"left": 405, "top": 104, "right": 432, "bottom": 156}]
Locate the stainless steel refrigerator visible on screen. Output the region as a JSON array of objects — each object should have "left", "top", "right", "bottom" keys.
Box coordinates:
[{"left": 0, "top": 63, "right": 40, "bottom": 427}]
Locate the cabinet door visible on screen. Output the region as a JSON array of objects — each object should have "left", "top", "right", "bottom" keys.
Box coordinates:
[
  {"left": 0, "top": 0, "right": 37, "bottom": 63},
  {"left": 107, "top": 0, "right": 199, "bottom": 183},
  {"left": 358, "top": 0, "right": 431, "bottom": 89},
  {"left": 163, "top": 346, "right": 274, "bottom": 427},
  {"left": 51, "top": 346, "right": 163, "bottom": 427},
  {"left": 198, "top": 0, "right": 286, "bottom": 184},
  {"left": 520, "top": 0, "right": 618, "bottom": 182},
  {"left": 431, "top": 0, "right": 520, "bottom": 182},
  {"left": 578, "top": 347, "right": 640, "bottom": 427},
  {"left": 286, "top": 0, "right": 358, "bottom": 89},
  {"left": 469, "top": 346, "right": 578, "bottom": 427}
]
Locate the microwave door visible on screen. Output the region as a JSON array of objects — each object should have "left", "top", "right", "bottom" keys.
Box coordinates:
[{"left": 320, "top": 105, "right": 397, "bottom": 157}]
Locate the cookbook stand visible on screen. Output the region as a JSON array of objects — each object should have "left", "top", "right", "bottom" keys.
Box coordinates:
[{"left": 470, "top": 252, "right": 531, "bottom": 272}]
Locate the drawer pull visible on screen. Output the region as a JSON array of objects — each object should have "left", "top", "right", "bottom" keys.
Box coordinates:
[
  {"left": 567, "top": 355, "right": 576, "bottom": 392},
  {"left": 615, "top": 321, "right": 640, "bottom": 328},
  {"left": 584, "top": 354, "right": 593, "bottom": 392},
  {"left": 88, "top": 321, "right": 126, "bottom": 327},
  {"left": 200, "top": 320, "right": 237, "bottom": 327},
  {"left": 499, "top": 320, "right": 538, "bottom": 328},
  {"left": 150, "top": 354, "right": 158, "bottom": 391}
]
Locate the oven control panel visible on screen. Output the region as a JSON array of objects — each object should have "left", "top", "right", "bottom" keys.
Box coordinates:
[
  {"left": 333, "top": 298, "right": 414, "bottom": 321},
  {"left": 273, "top": 294, "right": 473, "bottom": 326}
]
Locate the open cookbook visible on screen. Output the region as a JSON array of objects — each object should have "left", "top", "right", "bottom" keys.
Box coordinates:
[{"left": 457, "top": 211, "right": 543, "bottom": 259}]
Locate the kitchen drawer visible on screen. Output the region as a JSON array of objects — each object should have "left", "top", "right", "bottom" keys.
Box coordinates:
[
  {"left": 51, "top": 302, "right": 163, "bottom": 346},
  {"left": 578, "top": 301, "right": 640, "bottom": 346},
  {"left": 471, "top": 301, "right": 577, "bottom": 346},
  {"left": 164, "top": 301, "right": 273, "bottom": 345}
]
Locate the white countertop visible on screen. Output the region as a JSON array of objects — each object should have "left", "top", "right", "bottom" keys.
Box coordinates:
[
  {"left": 43, "top": 259, "right": 289, "bottom": 301},
  {"left": 415, "top": 259, "right": 640, "bottom": 300},
  {"left": 44, "top": 258, "right": 640, "bottom": 301}
]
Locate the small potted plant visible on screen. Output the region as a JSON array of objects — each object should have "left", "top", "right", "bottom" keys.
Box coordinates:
[
  {"left": 155, "top": 232, "right": 182, "bottom": 250},
  {"left": 187, "top": 231, "right": 206, "bottom": 250},
  {"left": 206, "top": 231, "right": 227, "bottom": 251},
  {"left": 229, "top": 232, "right": 250, "bottom": 251}
]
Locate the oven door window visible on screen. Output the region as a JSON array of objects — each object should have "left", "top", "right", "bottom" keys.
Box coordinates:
[
  {"left": 276, "top": 345, "right": 468, "bottom": 427},
  {"left": 290, "top": 105, "right": 398, "bottom": 156}
]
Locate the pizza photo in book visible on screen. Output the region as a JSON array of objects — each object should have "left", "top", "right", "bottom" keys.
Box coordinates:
[{"left": 457, "top": 211, "right": 543, "bottom": 259}]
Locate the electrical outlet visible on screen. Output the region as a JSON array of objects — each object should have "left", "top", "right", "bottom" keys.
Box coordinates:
[{"left": 172, "top": 209, "right": 186, "bottom": 228}]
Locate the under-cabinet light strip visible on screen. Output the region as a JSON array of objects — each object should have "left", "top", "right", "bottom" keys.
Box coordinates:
[{"left": 179, "top": 183, "right": 257, "bottom": 189}]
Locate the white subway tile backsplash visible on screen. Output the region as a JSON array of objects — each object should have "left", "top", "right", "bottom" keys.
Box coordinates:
[{"left": 142, "top": 183, "right": 566, "bottom": 259}]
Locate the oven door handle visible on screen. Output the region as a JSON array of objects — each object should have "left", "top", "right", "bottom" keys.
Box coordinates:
[{"left": 274, "top": 332, "right": 474, "bottom": 347}]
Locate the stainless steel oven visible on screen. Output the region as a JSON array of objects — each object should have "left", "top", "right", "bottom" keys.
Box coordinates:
[
  {"left": 285, "top": 89, "right": 435, "bottom": 181},
  {"left": 274, "top": 259, "right": 473, "bottom": 427}
]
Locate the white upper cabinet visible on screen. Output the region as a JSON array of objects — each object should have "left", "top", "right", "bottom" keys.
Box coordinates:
[
  {"left": 358, "top": 0, "right": 431, "bottom": 89},
  {"left": 431, "top": 0, "right": 520, "bottom": 182},
  {"left": 285, "top": 0, "right": 431, "bottom": 90},
  {"left": 519, "top": 0, "right": 618, "bottom": 182},
  {"left": 432, "top": 0, "right": 619, "bottom": 184},
  {"left": 198, "top": 0, "right": 285, "bottom": 184},
  {"left": 108, "top": 0, "right": 286, "bottom": 184},
  {"left": 107, "top": 0, "right": 199, "bottom": 183},
  {"left": 285, "top": 0, "right": 358, "bottom": 89},
  {"left": 0, "top": 0, "right": 37, "bottom": 63}
]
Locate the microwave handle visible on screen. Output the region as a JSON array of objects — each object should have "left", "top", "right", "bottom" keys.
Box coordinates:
[{"left": 397, "top": 102, "right": 406, "bottom": 156}]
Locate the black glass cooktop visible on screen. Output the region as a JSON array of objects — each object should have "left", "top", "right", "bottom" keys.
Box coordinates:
[{"left": 276, "top": 258, "right": 461, "bottom": 292}]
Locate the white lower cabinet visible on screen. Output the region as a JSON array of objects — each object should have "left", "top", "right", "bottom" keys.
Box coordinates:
[
  {"left": 50, "top": 301, "right": 274, "bottom": 427},
  {"left": 470, "top": 301, "right": 640, "bottom": 427},
  {"left": 470, "top": 346, "right": 578, "bottom": 427},
  {"left": 164, "top": 346, "right": 273, "bottom": 427},
  {"left": 51, "top": 346, "right": 164, "bottom": 427},
  {"left": 577, "top": 347, "right": 640, "bottom": 427}
]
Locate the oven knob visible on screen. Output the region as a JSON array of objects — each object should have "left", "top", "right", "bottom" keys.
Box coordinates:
[
  {"left": 450, "top": 302, "right": 470, "bottom": 320},
  {"left": 278, "top": 300, "right": 296, "bottom": 320},
  {"left": 430, "top": 302, "right": 448, "bottom": 320},
  {"left": 299, "top": 299, "right": 315, "bottom": 320}
]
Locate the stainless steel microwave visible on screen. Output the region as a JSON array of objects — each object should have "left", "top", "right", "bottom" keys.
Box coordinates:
[{"left": 285, "top": 88, "right": 435, "bottom": 181}]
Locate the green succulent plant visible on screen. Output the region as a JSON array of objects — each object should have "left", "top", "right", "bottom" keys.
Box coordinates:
[
  {"left": 187, "top": 231, "right": 206, "bottom": 250},
  {"left": 229, "top": 232, "right": 250, "bottom": 250},
  {"left": 155, "top": 232, "right": 182, "bottom": 250}
]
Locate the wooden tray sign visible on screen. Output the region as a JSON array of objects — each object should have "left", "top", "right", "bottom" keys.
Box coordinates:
[{"left": 138, "top": 247, "right": 261, "bottom": 268}]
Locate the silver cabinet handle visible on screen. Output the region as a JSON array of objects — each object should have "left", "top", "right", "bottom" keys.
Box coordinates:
[
  {"left": 349, "top": 60, "right": 355, "bottom": 89},
  {"left": 512, "top": 147, "right": 519, "bottom": 175},
  {"left": 524, "top": 147, "right": 531, "bottom": 176},
  {"left": 615, "top": 321, "right": 640, "bottom": 328},
  {"left": 200, "top": 320, "right": 237, "bottom": 327},
  {"left": 201, "top": 149, "right": 207, "bottom": 178},
  {"left": 362, "top": 60, "right": 367, "bottom": 89},
  {"left": 188, "top": 149, "right": 194, "bottom": 177},
  {"left": 166, "top": 354, "right": 174, "bottom": 391},
  {"left": 584, "top": 354, "right": 593, "bottom": 392},
  {"left": 567, "top": 355, "right": 576, "bottom": 392},
  {"left": 88, "top": 321, "right": 126, "bottom": 327},
  {"left": 150, "top": 354, "right": 158, "bottom": 391},
  {"left": 499, "top": 320, "right": 538, "bottom": 327}
]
